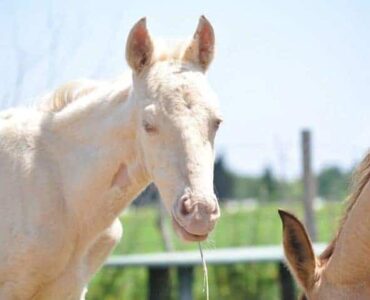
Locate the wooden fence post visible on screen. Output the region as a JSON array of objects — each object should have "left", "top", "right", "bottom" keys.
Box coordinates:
[
  {"left": 178, "top": 266, "right": 194, "bottom": 300},
  {"left": 148, "top": 267, "right": 170, "bottom": 300},
  {"left": 301, "top": 129, "right": 317, "bottom": 240}
]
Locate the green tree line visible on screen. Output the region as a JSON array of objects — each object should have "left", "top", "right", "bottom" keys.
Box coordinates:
[{"left": 214, "top": 155, "right": 353, "bottom": 202}]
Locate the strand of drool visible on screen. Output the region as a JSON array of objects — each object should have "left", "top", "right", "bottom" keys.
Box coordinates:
[{"left": 198, "top": 242, "right": 209, "bottom": 300}]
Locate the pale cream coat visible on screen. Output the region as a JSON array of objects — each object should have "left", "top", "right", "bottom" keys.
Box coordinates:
[{"left": 0, "top": 16, "right": 221, "bottom": 299}]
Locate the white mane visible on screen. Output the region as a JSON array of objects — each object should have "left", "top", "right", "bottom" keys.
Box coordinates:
[{"left": 37, "top": 39, "right": 192, "bottom": 114}]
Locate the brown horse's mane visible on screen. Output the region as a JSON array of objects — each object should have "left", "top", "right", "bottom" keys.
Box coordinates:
[{"left": 319, "top": 151, "right": 370, "bottom": 262}]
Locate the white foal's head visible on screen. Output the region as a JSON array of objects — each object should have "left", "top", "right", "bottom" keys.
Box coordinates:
[{"left": 126, "top": 17, "right": 221, "bottom": 241}]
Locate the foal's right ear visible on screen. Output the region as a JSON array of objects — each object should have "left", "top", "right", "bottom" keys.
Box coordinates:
[
  {"left": 183, "top": 16, "right": 215, "bottom": 71},
  {"left": 278, "top": 210, "right": 317, "bottom": 291},
  {"left": 125, "top": 18, "right": 154, "bottom": 73}
]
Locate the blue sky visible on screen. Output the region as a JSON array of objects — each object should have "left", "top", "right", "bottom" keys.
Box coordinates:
[{"left": 0, "top": 0, "right": 369, "bottom": 178}]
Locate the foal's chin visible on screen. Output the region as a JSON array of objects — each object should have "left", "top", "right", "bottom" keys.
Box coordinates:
[{"left": 172, "top": 218, "right": 209, "bottom": 242}]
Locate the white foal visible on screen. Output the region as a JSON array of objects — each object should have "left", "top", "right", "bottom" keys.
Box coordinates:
[{"left": 0, "top": 16, "right": 221, "bottom": 299}]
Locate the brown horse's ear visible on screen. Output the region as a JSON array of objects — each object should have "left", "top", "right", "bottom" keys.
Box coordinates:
[
  {"left": 278, "top": 209, "right": 317, "bottom": 291},
  {"left": 183, "top": 16, "right": 215, "bottom": 71},
  {"left": 125, "top": 18, "right": 154, "bottom": 73}
]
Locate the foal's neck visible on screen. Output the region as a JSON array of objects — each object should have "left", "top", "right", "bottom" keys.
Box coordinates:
[{"left": 51, "top": 80, "right": 150, "bottom": 227}]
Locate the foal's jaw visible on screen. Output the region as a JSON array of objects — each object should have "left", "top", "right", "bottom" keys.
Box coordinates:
[{"left": 172, "top": 218, "right": 209, "bottom": 242}]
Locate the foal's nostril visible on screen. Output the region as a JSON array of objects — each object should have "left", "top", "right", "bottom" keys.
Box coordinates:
[
  {"left": 211, "top": 202, "right": 221, "bottom": 219},
  {"left": 213, "top": 204, "right": 218, "bottom": 213},
  {"left": 205, "top": 196, "right": 219, "bottom": 214},
  {"left": 180, "top": 196, "right": 193, "bottom": 216}
]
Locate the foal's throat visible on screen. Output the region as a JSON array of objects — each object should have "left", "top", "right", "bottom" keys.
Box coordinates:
[{"left": 109, "top": 161, "right": 150, "bottom": 212}]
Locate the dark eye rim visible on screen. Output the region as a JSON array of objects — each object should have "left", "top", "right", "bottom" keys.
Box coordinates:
[
  {"left": 143, "top": 121, "right": 157, "bottom": 133},
  {"left": 214, "top": 118, "right": 223, "bottom": 129}
]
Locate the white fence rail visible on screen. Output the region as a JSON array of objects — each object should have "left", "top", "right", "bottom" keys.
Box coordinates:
[{"left": 105, "top": 244, "right": 327, "bottom": 300}]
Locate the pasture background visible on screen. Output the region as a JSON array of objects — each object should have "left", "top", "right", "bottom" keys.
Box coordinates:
[
  {"left": 87, "top": 202, "right": 343, "bottom": 300},
  {"left": 1, "top": 1, "right": 369, "bottom": 299}
]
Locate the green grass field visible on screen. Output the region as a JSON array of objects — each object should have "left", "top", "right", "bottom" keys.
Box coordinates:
[{"left": 87, "top": 201, "right": 344, "bottom": 300}]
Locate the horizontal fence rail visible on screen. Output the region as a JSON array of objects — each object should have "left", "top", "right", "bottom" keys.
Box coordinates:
[{"left": 105, "top": 244, "right": 327, "bottom": 300}]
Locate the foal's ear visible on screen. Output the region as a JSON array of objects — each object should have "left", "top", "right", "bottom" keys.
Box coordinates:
[
  {"left": 278, "top": 210, "right": 317, "bottom": 291},
  {"left": 183, "top": 15, "right": 215, "bottom": 71},
  {"left": 126, "top": 18, "right": 154, "bottom": 73}
]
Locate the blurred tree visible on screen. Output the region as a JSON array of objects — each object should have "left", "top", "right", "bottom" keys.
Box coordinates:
[
  {"left": 133, "top": 183, "right": 161, "bottom": 206},
  {"left": 214, "top": 155, "right": 234, "bottom": 201},
  {"left": 261, "top": 166, "right": 279, "bottom": 201},
  {"left": 317, "top": 166, "right": 351, "bottom": 201},
  {"left": 233, "top": 176, "right": 261, "bottom": 200}
]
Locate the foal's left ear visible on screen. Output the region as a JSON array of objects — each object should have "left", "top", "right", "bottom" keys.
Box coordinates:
[
  {"left": 126, "top": 18, "right": 154, "bottom": 73},
  {"left": 183, "top": 16, "right": 215, "bottom": 71}
]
